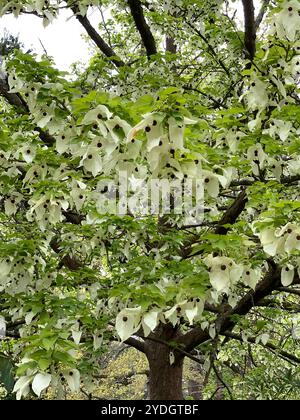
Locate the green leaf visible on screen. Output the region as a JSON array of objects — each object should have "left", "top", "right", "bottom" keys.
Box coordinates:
[{"left": 0, "top": 354, "right": 14, "bottom": 393}]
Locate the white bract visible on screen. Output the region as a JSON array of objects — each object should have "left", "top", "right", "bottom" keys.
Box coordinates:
[
  {"left": 273, "top": 0, "right": 300, "bottom": 41},
  {"left": 245, "top": 78, "right": 269, "bottom": 110},
  {"left": 142, "top": 309, "right": 161, "bottom": 337},
  {"left": 116, "top": 307, "right": 142, "bottom": 342},
  {"left": 281, "top": 265, "right": 295, "bottom": 286},
  {"left": 32, "top": 373, "right": 52, "bottom": 397},
  {"left": 205, "top": 255, "right": 243, "bottom": 294},
  {"left": 243, "top": 267, "right": 261, "bottom": 290},
  {"left": 247, "top": 144, "right": 266, "bottom": 176}
]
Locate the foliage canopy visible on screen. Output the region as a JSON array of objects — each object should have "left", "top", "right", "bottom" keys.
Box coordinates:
[{"left": 0, "top": 0, "right": 300, "bottom": 400}]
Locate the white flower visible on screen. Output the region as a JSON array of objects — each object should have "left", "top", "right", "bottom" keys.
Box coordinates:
[
  {"left": 275, "top": 223, "right": 300, "bottom": 254},
  {"left": 105, "top": 116, "right": 132, "bottom": 142},
  {"left": 81, "top": 105, "right": 113, "bottom": 124},
  {"left": 247, "top": 144, "right": 266, "bottom": 176},
  {"left": 243, "top": 267, "right": 261, "bottom": 290},
  {"left": 142, "top": 309, "right": 161, "bottom": 337},
  {"left": 80, "top": 150, "right": 102, "bottom": 177},
  {"left": 274, "top": 0, "right": 300, "bottom": 41},
  {"left": 258, "top": 228, "right": 283, "bottom": 256},
  {"left": 115, "top": 307, "right": 142, "bottom": 342},
  {"left": 289, "top": 55, "right": 300, "bottom": 76},
  {"left": 165, "top": 302, "right": 187, "bottom": 326},
  {"left": 0, "top": 316, "right": 6, "bottom": 339},
  {"left": 205, "top": 256, "right": 243, "bottom": 293},
  {"left": 64, "top": 369, "right": 81, "bottom": 393},
  {"left": 168, "top": 117, "right": 185, "bottom": 150},
  {"left": 56, "top": 132, "right": 70, "bottom": 154},
  {"left": 268, "top": 159, "right": 283, "bottom": 181},
  {"left": 23, "top": 164, "right": 48, "bottom": 184},
  {"left": 124, "top": 138, "right": 142, "bottom": 160},
  {"left": 13, "top": 375, "right": 33, "bottom": 400},
  {"left": 8, "top": 72, "right": 24, "bottom": 92},
  {"left": 20, "top": 145, "right": 36, "bottom": 163},
  {"left": 127, "top": 113, "right": 164, "bottom": 143},
  {"left": 214, "top": 167, "right": 237, "bottom": 189},
  {"left": 4, "top": 194, "right": 22, "bottom": 216},
  {"left": 288, "top": 157, "right": 300, "bottom": 175},
  {"left": 281, "top": 264, "right": 295, "bottom": 286},
  {"left": 264, "top": 119, "right": 293, "bottom": 142},
  {"left": 70, "top": 187, "right": 86, "bottom": 211},
  {"left": 184, "top": 298, "right": 204, "bottom": 325},
  {"left": 32, "top": 373, "right": 52, "bottom": 398},
  {"left": 0, "top": 259, "right": 11, "bottom": 277},
  {"left": 202, "top": 170, "right": 220, "bottom": 198},
  {"left": 33, "top": 104, "right": 55, "bottom": 128},
  {"left": 225, "top": 130, "right": 245, "bottom": 153},
  {"left": 245, "top": 78, "right": 269, "bottom": 110}
]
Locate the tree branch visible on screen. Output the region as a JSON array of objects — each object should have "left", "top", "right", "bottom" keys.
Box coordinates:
[
  {"left": 72, "top": 8, "right": 124, "bottom": 68},
  {"left": 179, "top": 262, "right": 281, "bottom": 351},
  {"left": 185, "top": 21, "right": 231, "bottom": 77},
  {"left": 0, "top": 78, "right": 28, "bottom": 112},
  {"left": 231, "top": 174, "right": 300, "bottom": 188},
  {"left": 242, "top": 0, "right": 256, "bottom": 61},
  {"left": 140, "top": 334, "right": 205, "bottom": 366},
  {"left": 215, "top": 189, "right": 248, "bottom": 235},
  {"left": 124, "top": 336, "right": 146, "bottom": 353},
  {"left": 127, "top": 0, "right": 157, "bottom": 57},
  {"left": 255, "top": 0, "right": 270, "bottom": 30},
  {"left": 0, "top": 76, "right": 55, "bottom": 146},
  {"left": 183, "top": 189, "right": 248, "bottom": 258},
  {"left": 51, "top": 240, "right": 83, "bottom": 271},
  {"left": 223, "top": 331, "right": 300, "bottom": 365},
  {"left": 166, "top": 37, "right": 177, "bottom": 54},
  {"left": 212, "top": 361, "right": 233, "bottom": 399}
]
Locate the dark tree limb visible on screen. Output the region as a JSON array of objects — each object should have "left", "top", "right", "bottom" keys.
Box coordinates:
[
  {"left": 125, "top": 336, "right": 146, "bottom": 353},
  {"left": 212, "top": 362, "right": 233, "bottom": 399},
  {"left": 182, "top": 189, "right": 248, "bottom": 258},
  {"left": 0, "top": 76, "right": 55, "bottom": 146},
  {"left": 127, "top": 0, "right": 157, "bottom": 58},
  {"left": 34, "top": 127, "right": 55, "bottom": 146},
  {"left": 63, "top": 211, "right": 84, "bottom": 225},
  {"left": 215, "top": 189, "right": 248, "bottom": 235},
  {"left": 166, "top": 37, "right": 177, "bottom": 54},
  {"left": 51, "top": 240, "right": 83, "bottom": 271},
  {"left": 72, "top": 8, "right": 124, "bottom": 67},
  {"left": 0, "top": 78, "right": 28, "bottom": 112},
  {"left": 242, "top": 0, "right": 256, "bottom": 60},
  {"left": 141, "top": 334, "right": 205, "bottom": 366},
  {"left": 179, "top": 262, "right": 281, "bottom": 351}
]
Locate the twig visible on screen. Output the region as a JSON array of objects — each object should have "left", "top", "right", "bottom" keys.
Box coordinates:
[
  {"left": 223, "top": 331, "right": 300, "bottom": 365},
  {"left": 38, "top": 38, "right": 48, "bottom": 56},
  {"left": 72, "top": 6, "right": 125, "bottom": 68},
  {"left": 212, "top": 361, "right": 234, "bottom": 400}
]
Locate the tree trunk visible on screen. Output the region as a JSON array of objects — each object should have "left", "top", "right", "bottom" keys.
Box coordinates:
[{"left": 145, "top": 324, "right": 184, "bottom": 400}]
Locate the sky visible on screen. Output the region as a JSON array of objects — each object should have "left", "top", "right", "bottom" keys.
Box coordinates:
[
  {"left": 0, "top": 8, "right": 101, "bottom": 71},
  {"left": 0, "top": 2, "right": 257, "bottom": 72}
]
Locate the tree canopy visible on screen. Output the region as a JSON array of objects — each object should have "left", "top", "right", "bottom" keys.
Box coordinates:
[{"left": 0, "top": 0, "right": 300, "bottom": 400}]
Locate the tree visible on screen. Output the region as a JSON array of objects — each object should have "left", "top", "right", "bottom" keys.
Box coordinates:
[
  {"left": 0, "top": 0, "right": 300, "bottom": 401},
  {"left": 0, "top": 30, "right": 25, "bottom": 58}
]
